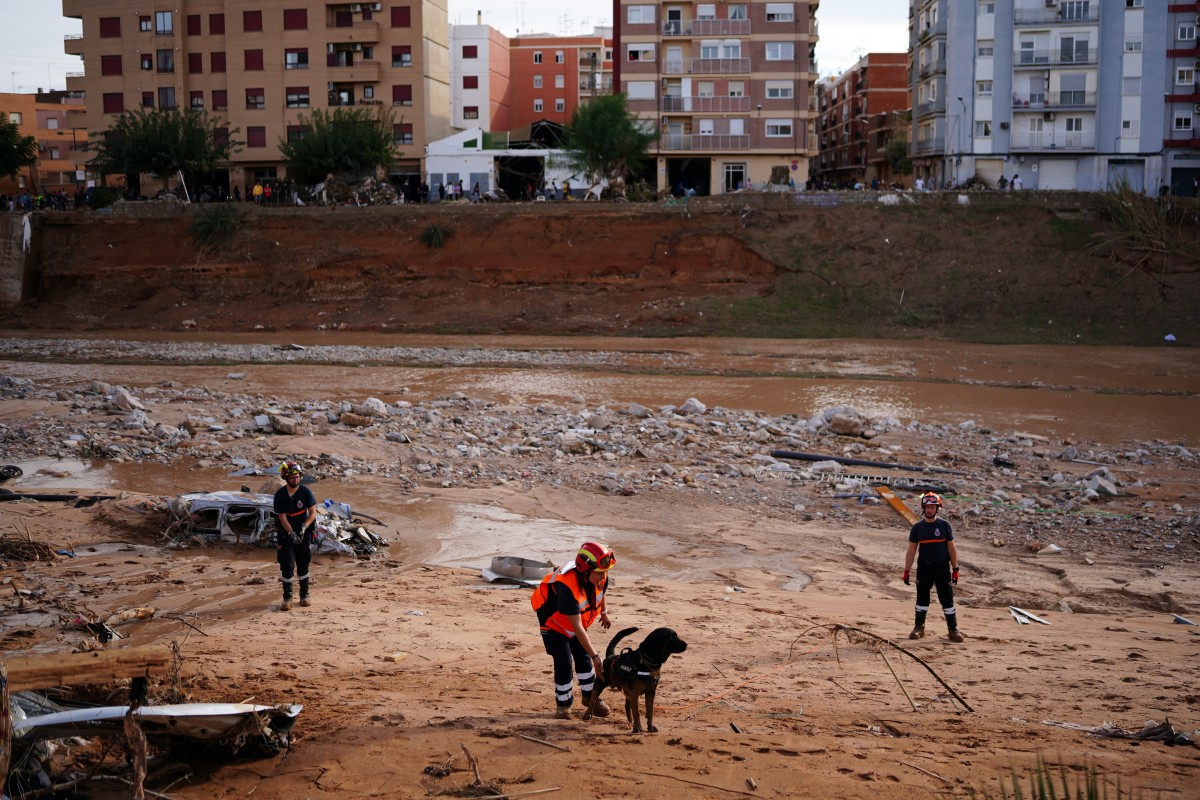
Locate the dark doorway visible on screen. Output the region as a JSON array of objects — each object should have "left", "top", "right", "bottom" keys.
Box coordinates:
[
  {"left": 666, "top": 157, "right": 709, "bottom": 196},
  {"left": 497, "top": 155, "right": 544, "bottom": 200},
  {"left": 1169, "top": 166, "right": 1200, "bottom": 197}
]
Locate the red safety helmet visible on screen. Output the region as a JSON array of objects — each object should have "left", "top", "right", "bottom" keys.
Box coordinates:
[
  {"left": 575, "top": 542, "right": 616, "bottom": 573},
  {"left": 920, "top": 492, "right": 943, "bottom": 509},
  {"left": 279, "top": 460, "right": 303, "bottom": 478}
]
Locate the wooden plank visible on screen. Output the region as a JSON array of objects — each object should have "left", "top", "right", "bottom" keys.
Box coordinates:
[
  {"left": 874, "top": 485, "right": 919, "bottom": 525},
  {"left": 1, "top": 645, "right": 171, "bottom": 691}
]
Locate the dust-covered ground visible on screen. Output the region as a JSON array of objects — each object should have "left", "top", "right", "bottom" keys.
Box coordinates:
[{"left": 0, "top": 335, "right": 1197, "bottom": 799}]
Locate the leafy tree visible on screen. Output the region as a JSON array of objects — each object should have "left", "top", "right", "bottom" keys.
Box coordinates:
[
  {"left": 0, "top": 113, "right": 38, "bottom": 182},
  {"left": 278, "top": 107, "right": 396, "bottom": 182},
  {"left": 88, "top": 108, "right": 241, "bottom": 194},
  {"left": 884, "top": 135, "right": 913, "bottom": 177},
  {"left": 564, "top": 94, "right": 657, "bottom": 190}
]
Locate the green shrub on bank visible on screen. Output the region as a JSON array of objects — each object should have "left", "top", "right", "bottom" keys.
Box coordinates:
[{"left": 190, "top": 204, "right": 247, "bottom": 249}]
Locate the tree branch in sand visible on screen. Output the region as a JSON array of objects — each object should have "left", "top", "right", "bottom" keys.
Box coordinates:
[{"left": 829, "top": 624, "right": 974, "bottom": 713}]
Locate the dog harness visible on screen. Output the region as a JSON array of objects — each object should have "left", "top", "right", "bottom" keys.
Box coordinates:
[{"left": 612, "top": 648, "right": 659, "bottom": 682}]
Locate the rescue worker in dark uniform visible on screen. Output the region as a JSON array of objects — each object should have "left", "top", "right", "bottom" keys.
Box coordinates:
[
  {"left": 273, "top": 461, "right": 317, "bottom": 611},
  {"left": 903, "top": 492, "right": 964, "bottom": 642},
  {"left": 531, "top": 542, "right": 615, "bottom": 718}
]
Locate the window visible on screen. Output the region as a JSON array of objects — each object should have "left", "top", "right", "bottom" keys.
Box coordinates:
[
  {"left": 555, "top": 51, "right": 564, "bottom": 63},
  {"left": 976, "top": 80, "right": 992, "bottom": 96},
  {"left": 765, "top": 80, "right": 793, "bottom": 99},
  {"left": 188, "top": 53, "right": 203, "bottom": 73},
  {"left": 533, "top": 51, "right": 543, "bottom": 64},
  {"left": 728, "top": 80, "right": 744, "bottom": 97},
  {"left": 363, "top": 85, "right": 374, "bottom": 98},
  {"left": 287, "top": 125, "right": 306, "bottom": 144},
  {"left": 392, "top": 84, "right": 413, "bottom": 105},
  {"left": 190, "top": 90, "right": 204, "bottom": 109},
  {"left": 765, "top": 3, "right": 794, "bottom": 22},
  {"left": 155, "top": 11, "right": 173, "bottom": 34},
  {"left": 1181, "top": 25, "right": 1197, "bottom": 41},
  {"left": 534, "top": 99, "right": 543, "bottom": 112},
  {"left": 101, "top": 93, "right": 123, "bottom": 114},
  {"left": 555, "top": 99, "right": 565, "bottom": 112},
  {"left": 463, "top": 75, "right": 479, "bottom": 89},
  {"left": 99, "top": 17, "right": 121, "bottom": 38},
  {"left": 463, "top": 105, "right": 479, "bottom": 119},
  {"left": 463, "top": 45, "right": 478, "bottom": 58},
  {"left": 158, "top": 87, "right": 176, "bottom": 109},
  {"left": 247, "top": 126, "right": 267, "bottom": 148},
  {"left": 246, "top": 88, "right": 265, "bottom": 109},
  {"left": 766, "top": 42, "right": 793, "bottom": 60},
  {"left": 766, "top": 119, "right": 792, "bottom": 136},
  {"left": 627, "top": 5, "right": 655, "bottom": 23},
  {"left": 393, "top": 123, "right": 413, "bottom": 145},
  {"left": 1124, "top": 38, "right": 1142, "bottom": 52},
  {"left": 1121, "top": 119, "right": 1138, "bottom": 137},
  {"left": 701, "top": 40, "right": 720, "bottom": 59},
  {"left": 142, "top": 91, "right": 154, "bottom": 108},
  {"left": 555, "top": 75, "right": 564, "bottom": 88},
  {"left": 140, "top": 16, "right": 152, "bottom": 32},
  {"left": 186, "top": 15, "right": 201, "bottom": 36},
  {"left": 977, "top": 39, "right": 993, "bottom": 56},
  {"left": 285, "top": 48, "right": 309, "bottom": 69},
  {"left": 392, "top": 45, "right": 412, "bottom": 66},
  {"left": 243, "top": 11, "right": 262, "bottom": 32},
  {"left": 46, "top": 117, "right": 59, "bottom": 130},
  {"left": 974, "top": 120, "right": 991, "bottom": 137},
  {"left": 697, "top": 119, "right": 714, "bottom": 135},
  {"left": 627, "top": 81, "right": 655, "bottom": 99},
  {"left": 140, "top": 54, "right": 153, "bottom": 70},
  {"left": 533, "top": 75, "right": 543, "bottom": 88},
  {"left": 283, "top": 9, "right": 308, "bottom": 30},
  {"left": 245, "top": 49, "right": 264, "bottom": 70},
  {"left": 101, "top": 55, "right": 123, "bottom": 75},
  {"left": 286, "top": 86, "right": 309, "bottom": 108},
  {"left": 210, "top": 14, "right": 225, "bottom": 35},
  {"left": 211, "top": 51, "right": 227, "bottom": 72},
  {"left": 697, "top": 80, "right": 714, "bottom": 97},
  {"left": 156, "top": 50, "right": 174, "bottom": 72},
  {"left": 1066, "top": 117, "right": 1083, "bottom": 132},
  {"left": 1122, "top": 76, "right": 1140, "bottom": 95},
  {"left": 391, "top": 6, "right": 412, "bottom": 27},
  {"left": 212, "top": 89, "right": 228, "bottom": 110},
  {"left": 627, "top": 43, "right": 655, "bottom": 62},
  {"left": 1177, "top": 67, "right": 1195, "bottom": 85},
  {"left": 1125, "top": 0, "right": 1142, "bottom": 7},
  {"left": 978, "top": 2, "right": 995, "bottom": 14},
  {"left": 728, "top": 4, "right": 747, "bottom": 20}
]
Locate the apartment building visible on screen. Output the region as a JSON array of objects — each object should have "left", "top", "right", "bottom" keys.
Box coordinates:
[
  {"left": 910, "top": 0, "right": 1184, "bottom": 193},
  {"left": 448, "top": 24, "right": 512, "bottom": 131},
  {"left": 0, "top": 91, "right": 89, "bottom": 196},
  {"left": 616, "top": 0, "right": 820, "bottom": 195},
  {"left": 815, "top": 53, "right": 909, "bottom": 186},
  {"left": 506, "top": 31, "right": 614, "bottom": 131},
  {"left": 61, "top": 0, "right": 451, "bottom": 194}
]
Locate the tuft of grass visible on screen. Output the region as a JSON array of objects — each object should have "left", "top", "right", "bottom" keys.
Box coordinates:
[
  {"left": 420, "top": 224, "right": 453, "bottom": 248},
  {"left": 971, "top": 756, "right": 1142, "bottom": 800},
  {"left": 190, "top": 204, "right": 247, "bottom": 249}
]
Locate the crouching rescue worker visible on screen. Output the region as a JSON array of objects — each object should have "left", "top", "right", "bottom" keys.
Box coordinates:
[
  {"left": 903, "top": 492, "right": 964, "bottom": 642},
  {"left": 273, "top": 460, "right": 317, "bottom": 611},
  {"left": 531, "top": 542, "right": 615, "bottom": 718}
]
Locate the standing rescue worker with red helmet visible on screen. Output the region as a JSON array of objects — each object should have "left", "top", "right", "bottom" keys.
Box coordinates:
[
  {"left": 902, "top": 492, "right": 964, "bottom": 642},
  {"left": 531, "top": 542, "right": 615, "bottom": 719},
  {"left": 273, "top": 461, "right": 317, "bottom": 611}
]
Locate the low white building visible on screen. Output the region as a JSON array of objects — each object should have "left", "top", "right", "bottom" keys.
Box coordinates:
[{"left": 425, "top": 127, "right": 589, "bottom": 199}]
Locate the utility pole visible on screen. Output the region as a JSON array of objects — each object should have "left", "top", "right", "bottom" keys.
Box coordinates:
[{"left": 590, "top": 51, "right": 598, "bottom": 99}]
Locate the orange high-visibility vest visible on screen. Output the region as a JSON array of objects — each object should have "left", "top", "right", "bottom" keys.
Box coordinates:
[{"left": 531, "top": 566, "right": 606, "bottom": 637}]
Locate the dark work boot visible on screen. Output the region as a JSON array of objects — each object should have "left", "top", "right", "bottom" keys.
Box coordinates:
[
  {"left": 299, "top": 578, "right": 311, "bottom": 607},
  {"left": 947, "top": 615, "right": 964, "bottom": 642},
  {"left": 279, "top": 583, "right": 292, "bottom": 612},
  {"left": 909, "top": 610, "right": 927, "bottom": 640}
]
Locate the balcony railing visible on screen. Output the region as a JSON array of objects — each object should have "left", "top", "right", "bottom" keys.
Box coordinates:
[
  {"left": 916, "top": 99, "right": 945, "bottom": 117},
  {"left": 662, "top": 95, "right": 752, "bottom": 113},
  {"left": 64, "top": 34, "right": 84, "bottom": 55},
  {"left": 1011, "top": 132, "right": 1096, "bottom": 151},
  {"left": 1014, "top": 49, "right": 1096, "bottom": 67},
  {"left": 1014, "top": 5, "right": 1099, "bottom": 25},
  {"left": 919, "top": 58, "right": 946, "bottom": 77},
  {"left": 661, "top": 133, "right": 751, "bottom": 151},
  {"left": 663, "top": 57, "right": 751, "bottom": 75},
  {"left": 912, "top": 136, "right": 944, "bottom": 154},
  {"left": 1011, "top": 91, "right": 1097, "bottom": 109},
  {"left": 326, "top": 20, "right": 380, "bottom": 43},
  {"left": 662, "top": 19, "right": 751, "bottom": 36}
]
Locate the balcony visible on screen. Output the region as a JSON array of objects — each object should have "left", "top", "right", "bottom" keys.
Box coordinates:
[
  {"left": 662, "top": 95, "right": 752, "bottom": 113},
  {"left": 1014, "top": 6, "right": 1099, "bottom": 25},
  {"left": 1011, "top": 91, "right": 1097, "bottom": 110},
  {"left": 661, "top": 133, "right": 751, "bottom": 151},
  {"left": 326, "top": 19, "right": 380, "bottom": 44},
  {"left": 663, "top": 57, "right": 751, "bottom": 76},
  {"left": 916, "top": 99, "right": 945, "bottom": 117},
  {"left": 912, "top": 136, "right": 944, "bottom": 154},
  {"left": 62, "top": 0, "right": 83, "bottom": 18},
  {"left": 578, "top": 77, "right": 614, "bottom": 95},
  {"left": 662, "top": 19, "right": 751, "bottom": 37},
  {"left": 65, "top": 72, "right": 86, "bottom": 91},
  {"left": 919, "top": 58, "right": 945, "bottom": 77},
  {"left": 1165, "top": 132, "right": 1200, "bottom": 149},
  {"left": 916, "top": 19, "right": 947, "bottom": 41},
  {"left": 328, "top": 59, "right": 380, "bottom": 83},
  {"left": 1011, "top": 132, "right": 1096, "bottom": 151},
  {"left": 1014, "top": 49, "right": 1097, "bottom": 68},
  {"left": 64, "top": 34, "right": 84, "bottom": 56}
]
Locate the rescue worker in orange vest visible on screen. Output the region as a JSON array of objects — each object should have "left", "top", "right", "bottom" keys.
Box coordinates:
[
  {"left": 903, "top": 492, "right": 964, "bottom": 642},
  {"left": 531, "top": 542, "right": 615, "bottom": 719}
]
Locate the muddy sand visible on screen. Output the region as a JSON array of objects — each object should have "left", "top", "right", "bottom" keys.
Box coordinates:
[{"left": 0, "top": 335, "right": 1197, "bottom": 799}]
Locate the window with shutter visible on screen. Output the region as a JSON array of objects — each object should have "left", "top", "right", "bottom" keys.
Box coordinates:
[
  {"left": 244, "top": 11, "right": 263, "bottom": 32},
  {"left": 102, "top": 93, "right": 124, "bottom": 113},
  {"left": 392, "top": 6, "right": 412, "bottom": 27},
  {"left": 211, "top": 52, "right": 227, "bottom": 72},
  {"left": 283, "top": 9, "right": 307, "bottom": 30},
  {"left": 101, "top": 55, "right": 123, "bottom": 76},
  {"left": 99, "top": 17, "right": 121, "bottom": 37},
  {"left": 245, "top": 49, "right": 264, "bottom": 70}
]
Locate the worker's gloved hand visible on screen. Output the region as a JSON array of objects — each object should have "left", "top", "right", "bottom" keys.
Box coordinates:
[
  {"left": 952, "top": 569, "right": 960, "bottom": 585},
  {"left": 902, "top": 570, "right": 910, "bottom": 586}
]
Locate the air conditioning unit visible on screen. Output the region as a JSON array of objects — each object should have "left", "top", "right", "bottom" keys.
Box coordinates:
[
  {"left": 1044, "top": 0, "right": 1057, "bottom": 6},
  {"left": 1043, "top": 112, "right": 1055, "bottom": 121},
  {"left": 353, "top": 43, "right": 363, "bottom": 51},
  {"left": 372, "top": 3, "right": 383, "bottom": 10},
  {"left": 1194, "top": 103, "right": 1200, "bottom": 113},
  {"left": 660, "top": 116, "right": 668, "bottom": 125},
  {"left": 350, "top": 4, "right": 362, "bottom": 12},
  {"left": 328, "top": 43, "right": 336, "bottom": 53}
]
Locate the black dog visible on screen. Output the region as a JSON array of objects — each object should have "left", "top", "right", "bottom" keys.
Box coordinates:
[{"left": 584, "top": 626, "right": 688, "bottom": 733}]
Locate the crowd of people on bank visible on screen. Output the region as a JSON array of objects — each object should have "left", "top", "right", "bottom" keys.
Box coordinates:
[{"left": 1, "top": 189, "right": 83, "bottom": 212}]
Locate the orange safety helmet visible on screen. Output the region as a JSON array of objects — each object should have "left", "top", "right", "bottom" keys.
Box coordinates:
[
  {"left": 920, "top": 492, "right": 943, "bottom": 509},
  {"left": 279, "top": 460, "right": 303, "bottom": 478},
  {"left": 575, "top": 542, "right": 616, "bottom": 573}
]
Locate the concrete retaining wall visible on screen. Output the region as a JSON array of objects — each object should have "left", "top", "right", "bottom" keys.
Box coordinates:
[{"left": 0, "top": 215, "right": 26, "bottom": 308}]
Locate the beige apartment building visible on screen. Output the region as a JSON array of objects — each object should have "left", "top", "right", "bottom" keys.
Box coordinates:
[
  {"left": 61, "top": 0, "right": 451, "bottom": 194},
  {"left": 616, "top": 0, "right": 820, "bottom": 194},
  {"left": 0, "top": 91, "right": 89, "bottom": 197}
]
